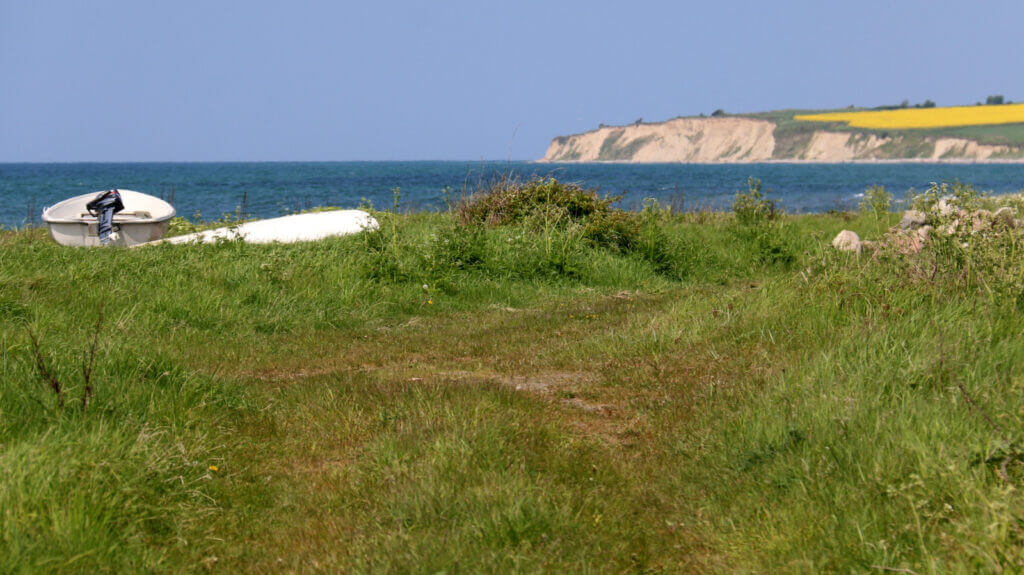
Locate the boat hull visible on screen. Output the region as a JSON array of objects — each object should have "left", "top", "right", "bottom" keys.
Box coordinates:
[
  {"left": 42, "top": 190, "right": 176, "bottom": 247},
  {"left": 148, "top": 209, "right": 377, "bottom": 245},
  {"left": 47, "top": 220, "right": 172, "bottom": 247}
]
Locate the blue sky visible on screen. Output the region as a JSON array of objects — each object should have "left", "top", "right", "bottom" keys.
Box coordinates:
[{"left": 2, "top": 0, "right": 1023, "bottom": 161}]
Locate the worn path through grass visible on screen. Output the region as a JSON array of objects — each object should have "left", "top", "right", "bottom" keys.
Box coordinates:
[{"left": 194, "top": 288, "right": 744, "bottom": 571}]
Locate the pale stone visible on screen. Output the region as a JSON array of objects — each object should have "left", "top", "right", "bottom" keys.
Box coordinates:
[
  {"left": 971, "top": 209, "right": 993, "bottom": 233},
  {"left": 890, "top": 231, "right": 924, "bottom": 255},
  {"left": 937, "top": 199, "right": 956, "bottom": 217},
  {"left": 832, "top": 230, "right": 861, "bottom": 253},
  {"left": 993, "top": 207, "right": 1017, "bottom": 229},
  {"left": 897, "top": 210, "right": 927, "bottom": 230}
]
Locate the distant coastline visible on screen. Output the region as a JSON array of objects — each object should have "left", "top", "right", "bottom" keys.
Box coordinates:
[
  {"left": 536, "top": 157, "right": 1024, "bottom": 165},
  {"left": 542, "top": 111, "right": 1024, "bottom": 164}
]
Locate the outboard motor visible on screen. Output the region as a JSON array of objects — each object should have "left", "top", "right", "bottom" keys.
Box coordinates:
[{"left": 85, "top": 189, "right": 125, "bottom": 244}]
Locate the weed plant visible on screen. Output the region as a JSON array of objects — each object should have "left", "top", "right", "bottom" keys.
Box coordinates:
[
  {"left": 730, "top": 177, "right": 798, "bottom": 268},
  {"left": 860, "top": 184, "right": 894, "bottom": 237},
  {"left": 910, "top": 180, "right": 987, "bottom": 218}
]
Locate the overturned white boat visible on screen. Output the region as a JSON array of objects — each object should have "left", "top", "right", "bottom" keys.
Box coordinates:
[
  {"left": 42, "top": 189, "right": 176, "bottom": 247},
  {"left": 145, "top": 209, "right": 378, "bottom": 245}
]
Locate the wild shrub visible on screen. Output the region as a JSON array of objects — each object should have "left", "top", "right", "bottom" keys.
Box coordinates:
[
  {"left": 428, "top": 223, "right": 488, "bottom": 276},
  {"left": 900, "top": 182, "right": 987, "bottom": 278},
  {"left": 910, "top": 181, "right": 986, "bottom": 220},
  {"left": 458, "top": 176, "right": 610, "bottom": 226},
  {"left": 632, "top": 206, "right": 674, "bottom": 275},
  {"left": 750, "top": 225, "right": 797, "bottom": 267},
  {"left": 456, "top": 176, "right": 640, "bottom": 252},
  {"left": 917, "top": 221, "right": 1024, "bottom": 308},
  {"left": 360, "top": 189, "right": 416, "bottom": 282},
  {"left": 627, "top": 199, "right": 709, "bottom": 279},
  {"left": 581, "top": 209, "right": 640, "bottom": 252},
  {"left": 732, "top": 177, "right": 775, "bottom": 227},
  {"left": 360, "top": 222, "right": 404, "bottom": 281},
  {"left": 960, "top": 231, "right": 1024, "bottom": 306},
  {"left": 731, "top": 178, "right": 796, "bottom": 267},
  {"left": 859, "top": 185, "right": 892, "bottom": 217},
  {"left": 852, "top": 181, "right": 1024, "bottom": 309},
  {"left": 859, "top": 185, "right": 893, "bottom": 237}
]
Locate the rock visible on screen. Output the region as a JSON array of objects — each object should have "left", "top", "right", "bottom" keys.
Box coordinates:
[
  {"left": 917, "top": 225, "right": 933, "bottom": 243},
  {"left": 942, "top": 214, "right": 969, "bottom": 235},
  {"left": 993, "top": 206, "right": 1017, "bottom": 229},
  {"left": 832, "top": 230, "right": 861, "bottom": 253},
  {"left": 890, "top": 231, "right": 924, "bottom": 255},
  {"left": 971, "top": 209, "right": 993, "bottom": 233},
  {"left": 936, "top": 199, "right": 968, "bottom": 223},
  {"left": 937, "top": 199, "right": 956, "bottom": 217},
  {"left": 897, "top": 210, "right": 927, "bottom": 230}
]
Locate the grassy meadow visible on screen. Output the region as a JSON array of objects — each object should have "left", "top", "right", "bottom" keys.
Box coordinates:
[{"left": 3, "top": 179, "right": 1024, "bottom": 572}]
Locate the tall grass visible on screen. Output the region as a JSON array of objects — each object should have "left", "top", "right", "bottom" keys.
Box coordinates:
[{"left": 2, "top": 180, "right": 1024, "bottom": 571}]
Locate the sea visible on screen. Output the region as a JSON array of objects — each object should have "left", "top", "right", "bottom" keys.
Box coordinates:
[{"left": 2, "top": 161, "right": 1023, "bottom": 228}]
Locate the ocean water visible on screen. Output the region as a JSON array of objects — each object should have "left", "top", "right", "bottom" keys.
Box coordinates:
[{"left": 1, "top": 161, "right": 1023, "bottom": 228}]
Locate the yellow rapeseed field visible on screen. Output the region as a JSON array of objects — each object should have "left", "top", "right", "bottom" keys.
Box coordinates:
[{"left": 795, "top": 103, "right": 1024, "bottom": 129}]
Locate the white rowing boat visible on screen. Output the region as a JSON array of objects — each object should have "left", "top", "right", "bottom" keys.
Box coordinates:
[{"left": 42, "top": 190, "right": 176, "bottom": 247}]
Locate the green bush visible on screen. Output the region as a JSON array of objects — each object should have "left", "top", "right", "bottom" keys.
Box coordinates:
[
  {"left": 457, "top": 176, "right": 640, "bottom": 252},
  {"left": 910, "top": 180, "right": 986, "bottom": 225},
  {"left": 859, "top": 185, "right": 892, "bottom": 217},
  {"left": 860, "top": 185, "right": 894, "bottom": 237},
  {"left": 458, "top": 177, "right": 612, "bottom": 226},
  {"left": 730, "top": 178, "right": 797, "bottom": 267},
  {"left": 429, "top": 224, "right": 487, "bottom": 274},
  {"left": 732, "top": 177, "right": 775, "bottom": 227}
]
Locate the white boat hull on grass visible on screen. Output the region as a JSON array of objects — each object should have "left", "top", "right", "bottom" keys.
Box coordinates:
[
  {"left": 146, "top": 209, "right": 378, "bottom": 245},
  {"left": 42, "top": 190, "right": 176, "bottom": 247}
]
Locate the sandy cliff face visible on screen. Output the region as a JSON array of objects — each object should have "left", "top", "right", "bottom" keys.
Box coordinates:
[
  {"left": 542, "top": 118, "right": 776, "bottom": 163},
  {"left": 800, "top": 132, "right": 887, "bottom": 161},
  {"left": 929, "top": 137, "right": 1018, "bottom": 160},
  {"left": 541, "top": 118, "right": 1024, "bottom": 163},
  {"left": 798, "top": 132, "right": 1021, "bottom": 161}
]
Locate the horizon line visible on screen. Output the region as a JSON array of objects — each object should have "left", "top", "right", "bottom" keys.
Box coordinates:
[{"left": 0, "top": 158, "right": 537, "bottom": 165}]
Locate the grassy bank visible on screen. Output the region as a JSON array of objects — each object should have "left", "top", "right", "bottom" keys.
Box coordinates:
[{"left": 2, "top": 180, "right": 1024, "bottom": 572}]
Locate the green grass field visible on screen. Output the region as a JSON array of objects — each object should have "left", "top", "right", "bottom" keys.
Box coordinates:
[{"left": 3, "top": 180, "right": 1024, "bottom": 572}]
